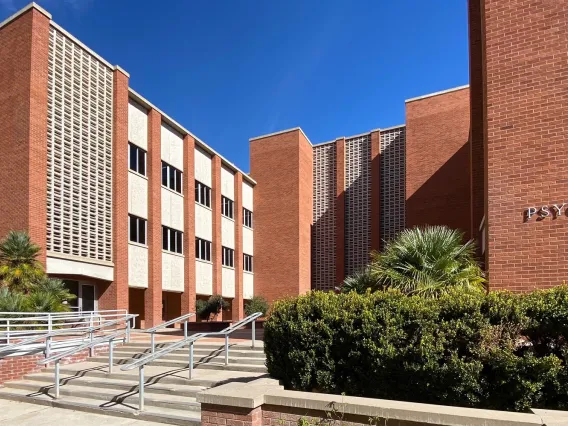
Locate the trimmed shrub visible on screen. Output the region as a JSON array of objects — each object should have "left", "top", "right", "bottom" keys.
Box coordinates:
[
  {"left": 264, "top": 287, "right": 568, "bottom": 412},
  {"left": 244, "top": 295, "right": 269, "bottom": 317},
  {"left": 196, "top": 295, "right": 229, "bottom": 321}
]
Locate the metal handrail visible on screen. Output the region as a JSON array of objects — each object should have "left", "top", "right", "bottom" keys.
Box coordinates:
[
  {"left": 120, "top": 312, "right": 263, "bottom": 411},
  {"left": 38, "top": 329, "right": 127, "bottom": 399},
  {"left": 0, "top": 314, "right": 137, "bottom": 357},
  {"left": 141, "top": 313, "right": 195, "bottom": 354}
]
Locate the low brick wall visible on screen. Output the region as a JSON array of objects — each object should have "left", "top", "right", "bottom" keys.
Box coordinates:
[
  {"left": 0, "top": 344, "right": 113, "bottom": 385},
  {"left": 197, "top": 379, "right": 563, "bottom": 426}
]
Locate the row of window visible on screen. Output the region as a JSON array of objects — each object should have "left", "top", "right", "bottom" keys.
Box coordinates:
[
  {"left": 129, "top": 143, "right": 253, "bottom": 227},
  {"left": 129, "top": 215, "right": 252, "bottom": 270}
]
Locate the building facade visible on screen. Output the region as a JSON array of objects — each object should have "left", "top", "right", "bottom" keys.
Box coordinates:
[{"left": 0, "top": 3, "right": 255, "bottom": 326}]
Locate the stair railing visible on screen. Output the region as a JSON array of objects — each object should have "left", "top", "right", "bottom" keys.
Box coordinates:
[
  {"left": 141, "top": 313, "right": 195, "bottom": 354},
  {"left": 37, "top": 329, "right": 128, "bottom": 399},
  {"left": 120, "top": 311, "right": 263, "bottom": 411}
]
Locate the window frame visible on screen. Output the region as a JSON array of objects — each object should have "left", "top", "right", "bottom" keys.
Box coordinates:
[
  {"left": 128, "top": 142, "right": 147, "bottom": 176},
  {"left": 222, "top": 246, "right": 235, "bottom": 267},
  {"left": 161, "top": 161, "right": 183, "bottom": 194},
  {"left": 195, "top": 180, "right": 212, "bottom": 208},
  {"left": 128, "top": 214, "right": 147, "bottom": 245},
  {"left": 221, "top": 196, "right": 234, "bottom": 219},
  {"left": 162, "top": 225, "right": 183, "bottom": 254},
  {"left": 195, "top": 237, "right": 212, "bottom": 262},
  {"left": 244, "top": 254, "right": 253, "bottom": 272},
  {"left": 243, "top": 208, "right": 253, "bottom": 228}
]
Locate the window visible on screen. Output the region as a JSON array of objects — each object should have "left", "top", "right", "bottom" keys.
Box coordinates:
[
  {"left": 195, "top": 181, "right": 211, "bottom": 207},
  {"left": 129, "top": 143, "right": 146, "bottom": 176},
  {"left": 162, "top": 226, "right": 183, "bottom": 254},
  {"left": 222, "top": 196, "right": 234, "bottom": 219},
  {"left": 195, "top": 238, "right": 212, "bottom": 261},
  {"left": 161, "top": 161, "right": 182, "bottom": 193},
  {"left": 222, "top": 246, "right": 234, "bottom": 267},
  {"left": 243, "top": 208, "right": 253, "bottom": 228},
  {"left": 244, "top": 254, "right": 253, "bottom": 272},
  {"left": 129, "top": 215, "right": 147, "bottom": 244}
]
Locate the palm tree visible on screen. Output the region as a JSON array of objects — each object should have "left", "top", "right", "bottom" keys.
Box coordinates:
[
  {"left": 0, "top": 287, "right": 26, "bottom": 312},
  {"left": 339, "top": 265, "right": 377, "bottom": 294},
  {"left": 0, "top": 231, "right": 44, "bottom": 292},
  {"left": 370, "top": 226, "right": 486, "bottom": 298}
]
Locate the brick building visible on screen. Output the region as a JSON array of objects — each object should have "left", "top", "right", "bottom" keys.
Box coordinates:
[
  {"left": 1, "top": 1, "right": 567, "bottom": 314},
  {"left": 0, "top": 3, "right": 255, "bottom": 326}
]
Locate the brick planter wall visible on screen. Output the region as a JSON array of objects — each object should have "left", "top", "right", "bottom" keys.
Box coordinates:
[
  {"left": 202, "top": 404, "right": 262, "bottom": 426},
  {"left": 0, "top": 343, "right": 115, "bottom": 385}
]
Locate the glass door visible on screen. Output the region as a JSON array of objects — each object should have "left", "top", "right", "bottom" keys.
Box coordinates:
[{"left": 80, "top": 284, "right": 96, "bottom": 312}]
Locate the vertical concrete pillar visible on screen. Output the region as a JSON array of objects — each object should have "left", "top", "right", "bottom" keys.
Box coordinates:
[
  {"left": 370, "top": 130, "right": 381, "bottom": 253},
  {"left": 146, "top": 109, "right": 162, "bottom": 327},
  {"left": 233, "top": 173, "right": 244, "bottom": 321},
  {"left": 335, "top": 138, "right": 345, "bottom": 286},
  {"left": 182, "top": 134, "right": 196, "bottom": 318},
  {"left": 100, "top": 67, "right": 129, "bottom": 311},
  {"left": 211, "top": 155, "right": 223, "bottom": 319}
]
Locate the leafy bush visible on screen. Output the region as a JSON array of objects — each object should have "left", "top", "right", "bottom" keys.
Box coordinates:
[
  {"left": 0, "top": 278, "right": 76, "bottom": 313},
  {"left": 245, "top": 295, "right": 269, "bottom": 317},
  {"left": 264, "top": 288, "right": 568, "bottom": 412},
  {"left": 0, "top": 231, "right": 44, "bottom": 292},
  {"left": 196, "top": 295, "right": 229, "bottom": 321}
]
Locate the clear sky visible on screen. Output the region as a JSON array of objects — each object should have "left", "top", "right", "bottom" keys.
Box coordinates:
[{"left": 1, "top": 0, "right": 469, "bottom": 172}]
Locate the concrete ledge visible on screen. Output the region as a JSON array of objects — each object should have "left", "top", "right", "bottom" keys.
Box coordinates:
[{"left": 197, "top": 380, "right": 558, "bottom": 426}]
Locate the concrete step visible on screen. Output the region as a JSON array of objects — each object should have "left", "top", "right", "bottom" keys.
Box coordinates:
[
  {"left": 21, "top": 372, "right": 206, "bottom": 397},
  {"left": 47, "top": 361, "right": 269, "bottom": 388},
  {"left": 0, "top": 387, "right": 201, "bottom": 426},
  {"left": 118, "top": 345, "right": 267, "bottom": 358},
  {"left": 108, "top": 350, "right": 267, "bottom": 365},
  {"left": 3, "top": 378, "right": 202, "bottom": 412},
  {"left": 126, "top": 341, "right": 264, "bottom": 352},
  {"left": 88, "top": 355, "right": 268, "bottom": 373}
]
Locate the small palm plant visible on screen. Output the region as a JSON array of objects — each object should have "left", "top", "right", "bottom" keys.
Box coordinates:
[
  {"left": 26, "top": 278, "right": 76, "bottom": 312},
  {"left": 339, "top": 265, "right": 377, "bottom": 294},
  {"left": 370, "top": 226, "right": 486, "bottom": 298},
  {"left": 0, "top": 231, "right": 44, "bottom": 292}
]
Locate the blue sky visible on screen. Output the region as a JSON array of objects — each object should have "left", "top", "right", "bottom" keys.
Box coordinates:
[{"left": 0, "top": 0, "right": 469, "bottom": 172}]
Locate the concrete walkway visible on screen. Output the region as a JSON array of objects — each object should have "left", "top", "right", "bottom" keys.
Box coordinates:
[{"left": 0, "top": 399, "right": 166, "bottom": 425}]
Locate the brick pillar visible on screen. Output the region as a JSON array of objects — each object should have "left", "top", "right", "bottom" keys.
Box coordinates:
[
  {"left": 211, "top": 155, "right": 223, "bottom": 319},
  {"left": 370, "top": 130, "right": 381, "bottom": 253},
  {"left": 335, "top": 137, "right": 345, "bottom": 286},
  {"left": 182, "top": 134, "right": 196, "bottom": 318},
  {"left": 146, "top": 109, "right": 162, "bottom": 327},
  {"left": 99, "top": 67, "right": 129, "bottom": 311},
  {"left": 0, "top": 6, "right": 50, "bottom": 264},
  {"left": 233, "top": 172, "right": 244, "bottom": 321}
]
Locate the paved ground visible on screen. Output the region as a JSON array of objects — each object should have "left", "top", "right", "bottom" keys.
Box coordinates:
[{"left": 0, "top": 399, "right": 166, "bottom": 425}]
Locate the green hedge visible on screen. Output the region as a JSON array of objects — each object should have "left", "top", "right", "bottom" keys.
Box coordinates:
[{"left": 263, "top": 288, "right": 568, "bottom": 412}]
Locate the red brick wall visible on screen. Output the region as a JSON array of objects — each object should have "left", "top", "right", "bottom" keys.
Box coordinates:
[
  {"left": 370, "top": 130, "right": 381, "bottom": 251},
  {"left": 233, "top": 172, "right": 244, "bottom": 321},
  {"left": 146, "top": 109, "right": 162, "bottom": 326},
  {"left": 182, "top": 135, "right": 196, "bottom": 318},
  {"left": 405, "top": 88, "right": 472, "bottom": 240},
  {"left": 202, "top": 404, "right": 262, "bottom": 426},
  {"left": 99, "top": 68, "right": 129, "bottom": 311},
  {"left": 0, "top": 344, "right": 112, "bottom": 385},
  {"left": 481, "top": 1, "right": 568, "bottom": 291},
  {"left": 468, "top": 0, "right": 487, "bottom": 261},
  {"left": 250, "top": 129, "right": 313, "bottom": 304},
  {"left": 0, "top": 7, "right": 50, "bottom": 264},
  {"left": 335, "top": 138, "right": 346, "bottom": 286}
]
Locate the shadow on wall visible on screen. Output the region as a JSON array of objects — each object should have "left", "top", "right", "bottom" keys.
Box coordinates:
[
  {"left": 406, "top": 141, "right": 471, "bottom": 240},
  {"left": 311, "top": 133, "right": 406, "bottom": 291}
]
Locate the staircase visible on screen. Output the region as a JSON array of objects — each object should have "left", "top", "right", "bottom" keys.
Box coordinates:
[{"left": 0, "top": 341, "right": 268, "bottom": 425}]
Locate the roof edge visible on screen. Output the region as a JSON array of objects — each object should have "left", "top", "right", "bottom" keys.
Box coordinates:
[
  {"left": 405, "top": 85, "right": 470, "bottom": 103},
  {"left": 249, "top": 127, "right": 312, "bottom": 146},
  {"left": 0, "top": 2, "right": 51, "bottom": 30},
  {"left": 128, "top": 88, "right": 256, "bottom": 185}
]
